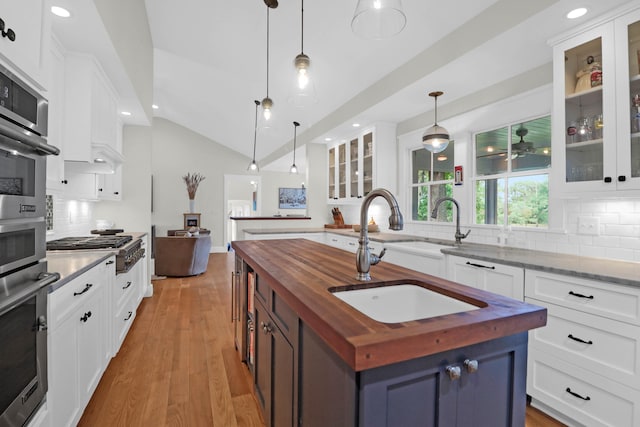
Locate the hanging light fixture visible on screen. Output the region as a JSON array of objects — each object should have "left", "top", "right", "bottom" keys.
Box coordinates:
[
  {"left": 248, "top": 100, "right": 260, "bottom": 172},
  {"left": 351, "top": 0, "right": 406, "bottom": 40},
  {"left": 261, "top": 3, "right": 277, "bottom": 120},
  {"left": 294, "top": 0, "right": 310, "bottom": 90},
  {"left": 290, "top": 121, "right": 300, "bottom": 174},
  {"left": 422, "top": 91, "right": 450, "bottom": 154}
]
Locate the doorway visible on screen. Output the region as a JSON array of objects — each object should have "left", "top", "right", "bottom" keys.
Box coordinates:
[{"left": 223, "top": 174, "right": 261, "bottom": 248}]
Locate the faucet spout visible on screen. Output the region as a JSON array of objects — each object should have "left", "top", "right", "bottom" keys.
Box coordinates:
[
  {"left": 356, "top": 188, "right": 404, "bottom": 281},
  {"left": 431, "top": 197, "right": 470, "bottom": 245}
]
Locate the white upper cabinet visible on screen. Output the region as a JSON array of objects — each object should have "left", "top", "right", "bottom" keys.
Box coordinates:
[
  {"left": 46, "top": 38, "right": 66, "bottom": 192},
  {"left": 327, "top": 123, "right": 397, "bottom": 203},
  {"left": 62, "top": 53, "right": 122, "bottom": 167},
  {"left": 0, "top": 0, "right": 51, "bottom": 90},
  {"left": 551, "top": 5, "right": 640, "bottom": 195}
]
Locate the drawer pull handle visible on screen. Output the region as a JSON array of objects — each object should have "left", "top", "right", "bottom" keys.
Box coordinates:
[
  {"left": 565, "top": 387, "right": 591, "bottom": 401},
  {"left": 466, "top": 261, "right": 495, "bottom": 270},
  {"left": 124, "top": 311, "right": 133, "bottom": 321},
  {"left": 123, "top": 281, "right": 132, "bottom": 290},
  {"left": 568, "top": 334, "right": 593, "bottom": 345},
  {"left": 73, "top": 283, "right": 93, "bottom": 296},
  {"left": 106, "top": 260, "right": 114, "bottom": 265},
  {"left": 80, "top": 311, "right": 92, "bottom": 322},
  {"left": 568, "top": 291, "right": 594, "bottom": 300}
]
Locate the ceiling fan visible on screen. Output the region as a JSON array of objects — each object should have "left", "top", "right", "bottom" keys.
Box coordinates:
[{"left": 511, "top": 124, "right": 536, "bottom": 158}]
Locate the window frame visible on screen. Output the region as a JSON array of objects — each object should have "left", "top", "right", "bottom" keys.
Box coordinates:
[
  {"left": 472, "top": 115, "right": 551, "bottom": 228},
  {"left": 408, "top": 143, "right": 455, "bottom": 223}
]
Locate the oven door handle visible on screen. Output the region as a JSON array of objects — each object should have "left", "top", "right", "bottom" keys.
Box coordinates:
[
  {"left": 37, "top": 272, "right": 61, "bottom": 287},
  {"left": 0, "top": 120, "right": 60, "bottom": 156}
]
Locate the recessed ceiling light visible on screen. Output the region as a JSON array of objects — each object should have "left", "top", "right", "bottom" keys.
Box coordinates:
[
  {"left": 566, "top": 8, "right": 587, "bottom": 19},
  {"left": 152, "top": 104, "right": 159, "bottom": 109},
  {"left": 352, "top": 123, "right": 360, "bottom": 128},
  {"left": 324, "top": 137, "right": 332, "bottom": 142},
  {"left": 51, "top": 6, "right": 71, "bottom": 18},
  {"left": 121, "top": 111, "right": 132, "bottom": 116},
  {"left": 437, "top": 155, "right": 447, "bottom": 161}
]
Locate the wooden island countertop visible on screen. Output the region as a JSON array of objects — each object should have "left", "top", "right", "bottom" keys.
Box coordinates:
[{"left": 232, "top": 238, "right": 547, "bottom": 371}]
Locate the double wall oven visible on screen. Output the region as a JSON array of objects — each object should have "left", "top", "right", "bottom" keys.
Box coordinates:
[{"left": 0, "top": 63, "right": 60, "bottom": 426}]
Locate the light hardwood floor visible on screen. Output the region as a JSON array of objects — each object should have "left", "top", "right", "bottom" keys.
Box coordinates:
[{"left": 79, "top": 253, "right": 565, "bottom": 427}]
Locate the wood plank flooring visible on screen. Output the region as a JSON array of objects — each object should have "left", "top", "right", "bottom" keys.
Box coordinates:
[{"left": 79, "top": 252, "right": 565, "bottom": 427}]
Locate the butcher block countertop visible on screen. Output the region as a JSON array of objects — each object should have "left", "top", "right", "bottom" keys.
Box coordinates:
[{"left": 231, "top": 239, "right": 547, "bottom": 371}]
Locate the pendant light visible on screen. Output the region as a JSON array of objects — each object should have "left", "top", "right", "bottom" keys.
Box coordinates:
[
  {"left": 261, "top": 3, "right": 276, "bottom": 121},
  {"left": 294, "top": 0, "right": 310, "bottom": 90},
  {"left": 422, "top": 91, "right": 450, "bottom": 154},
  {"left": 351, "top": 0, "right": 406, "bottom": 40},
  {"left": 290, "top": 121, "right": 300, "bottom": 174},
  {"left": 248, "top": 100, "right": 260, "bottom": 172}
]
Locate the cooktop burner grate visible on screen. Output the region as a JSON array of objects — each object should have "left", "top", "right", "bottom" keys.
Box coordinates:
[{"left": 47, "top": 235, "right": 133, "bottom": 250}]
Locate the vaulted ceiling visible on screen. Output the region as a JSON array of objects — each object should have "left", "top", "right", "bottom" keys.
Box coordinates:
[{"left": 53, "top": 0, "right": 635, "bottom": 172}]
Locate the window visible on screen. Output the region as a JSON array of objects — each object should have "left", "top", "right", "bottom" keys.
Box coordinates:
[
  {"left": 474, "top": 116, "right": 551, "bottom": 227},
  {"left": 410, "top": 142, "right": 454, "bottom": 221}
]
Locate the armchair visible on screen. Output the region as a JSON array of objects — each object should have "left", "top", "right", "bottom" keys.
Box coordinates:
[{"left": 154, "top": 234, "right": 212, "bottom": 277}]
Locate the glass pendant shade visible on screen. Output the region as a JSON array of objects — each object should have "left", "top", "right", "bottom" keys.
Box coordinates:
[
  {"left": 422, "top": 91, "right": 450, "bottom": 153},
  {"left": 295, "top": 53, "right": 310, "bottom": 89},
  {"left": 261, "top": 97, "right": 273, "bottom": 120},
  {"left": 351, "top": 0, "right": 406, "bottom": 39}
]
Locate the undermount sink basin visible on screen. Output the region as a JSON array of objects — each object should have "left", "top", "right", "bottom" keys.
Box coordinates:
[{"left": 332, "top": 284, "right": 480, "bottom": 323}]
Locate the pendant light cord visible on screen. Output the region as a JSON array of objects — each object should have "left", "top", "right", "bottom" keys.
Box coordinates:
[
  {"left": 266, "top": 7, "right": 270, "bottom": 98},
  {"left": 300, "top": 0, "right": 304, "bottom": 54},
  {"left": 253, "top": 100, "right": 259, "bottom": 160},
  {"left": 434, "top": 95, "right": 438, "bottom": 125}
]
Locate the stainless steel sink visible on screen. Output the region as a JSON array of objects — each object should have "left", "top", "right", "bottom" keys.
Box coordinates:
[{"left": 331, "top": 283, "right": 480, "bottom": 323}]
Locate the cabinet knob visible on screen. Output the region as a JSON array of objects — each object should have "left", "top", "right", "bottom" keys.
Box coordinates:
[
  {"left": 445, "top": 365, "right": 461, "bottom": 381},
  {"left": 114, "top": 192, "right": 119, "bottom": 195},
  {"left": 261, "top": 321, "right": 272, "bottom": 334},
  {"left": 618, "top": 175, "right": 627, "bottom": 182},
  {"left": 61, "top": 179, "right": 68, "bottom": 184},
  {"left": 80, "top": 311, "right": 92, "bottom": 322},
  {"left": 604, "top": 176, "right": 612, "bottom": 183},
  {"left": 464, "top": 359, "right": 479, "bottom": 373},
  {"left": 98, "top": 188, "right": 103, "bottom": 192}
]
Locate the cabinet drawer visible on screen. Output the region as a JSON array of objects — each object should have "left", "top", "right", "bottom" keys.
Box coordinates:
[
  {"left": 113, "top": 291, "right": 136, "bottom": 353},
  {"left": 527, "top": 348, "right": 640, "bottom": 427},
  {"left": 114, "top": 269, "right": 136, "bottom": 309},
  {"left": 525, "top": 270, "right": 640, "bottom": 325},
  {"left": 254, "top": 272, "right": 270, "bottom": 307},
  {"left": 527, "top": 298, "right": 640, "bottom": 389},
  {"left": 49, "top": 267, "right": 102, "bottom": 327}
]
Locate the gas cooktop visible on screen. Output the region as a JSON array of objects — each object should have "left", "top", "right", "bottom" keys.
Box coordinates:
[{"left": 46, "top": 235, "right": 133, "bottom": 250}]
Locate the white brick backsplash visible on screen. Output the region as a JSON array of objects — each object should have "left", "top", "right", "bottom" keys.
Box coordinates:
[
  {"left": 604, "top": 224, "right": 636, "bottom": 237},
  {"left": 620, "top": 214, "right": 640, "bottom": 225},
  {"left": 47, "top": 194, "right": 94, "bottom": 240}
]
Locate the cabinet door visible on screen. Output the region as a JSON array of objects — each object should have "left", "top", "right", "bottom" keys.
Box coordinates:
[
  {"left": 349, "top": 137, "right": 360, "bottom": 198},
  {"left": 615, "top": 9, "right": 640, "bottom": 189},
  {"left": 328, "top": 147, "right": 336, "bottom": 200},
  {"left": 447, "top": 256, "right": 481, "bottom": 288},
  {"left": 447, "top": 256, "right": 524, "bottom": 300},
  {"left": 0, "top": 0, "right": 49, "bottom": 89},
  {"left": 77, "top": 286, "right": 106, "bottom": 407},
  {"left": 97, "top": 165, "right": 122, "bottom": 200},
  {"left": 49, "top": 315, "right": 81, "bottom": 427},
  {"left": 552, "top": 23, "right": 616, "bottom": 195},
  {"left": 64, "top": 171, "right": 99, "bottom": 200},
  {"left": 254, "top": 300, "right": 294, "bottom": 427},
  {"left": 46, "top": 41, "right": 66, "bottom": 192}
]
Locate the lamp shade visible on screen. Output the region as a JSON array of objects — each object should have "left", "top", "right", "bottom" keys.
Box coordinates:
[
  {"left": 351, "top": 0, "right": 406, "bottom": 39},
  {"left": 422, "top": 125, "right": 450, "bottom": 154}
]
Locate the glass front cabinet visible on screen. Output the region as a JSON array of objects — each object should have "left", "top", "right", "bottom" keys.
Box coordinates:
[
  {"left": 327, "top": 123, "right": 396, "bottom": 203},
  {"left": 551, "top": 5, "right": 640, "bottom": 195}
]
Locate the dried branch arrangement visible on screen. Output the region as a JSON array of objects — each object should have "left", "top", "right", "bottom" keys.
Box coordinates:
[{"left": 183, "top": 172, "right": 205, "bottom": 199}]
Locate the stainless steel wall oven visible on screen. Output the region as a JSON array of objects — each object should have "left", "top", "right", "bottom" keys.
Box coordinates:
[{"left": 0, "top": 63, "right": 59, "bottom": 426}]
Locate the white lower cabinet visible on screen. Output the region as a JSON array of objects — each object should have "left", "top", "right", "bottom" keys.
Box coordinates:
[
  {"left": 382, "top": 245, "right": 446, "bottom": 278},
  {"left": 526, "top": 269, "right": 640, "bottom": 426},
  {"left": 112, "top": 265, "right": 140, "bottom": 354},
  {"left": 446, "top": 255, "right": 524, "bottom": 300},
  {"left": 48, "top": 256, "right": 114, "bottom": 427}
]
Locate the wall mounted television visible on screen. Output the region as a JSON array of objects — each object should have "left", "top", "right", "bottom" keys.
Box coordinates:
[{"left": 278, "top": 187, "right": 307, "bottom": 209}]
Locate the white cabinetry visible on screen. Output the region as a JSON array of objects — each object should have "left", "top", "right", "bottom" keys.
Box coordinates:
[
  {"left": 112, "top": 265, "right": 139, "bottom": 354},
  {"left": 97, "top": 165, "right": 123, "bottom": 201},
  {"left": 0, "top": 0, "right": 50, "bottom": 89},
  {"left": 446, "top": 255, "right": 524, "bottom": 300},
  {"left": 525, "top": 269, "right": 640, "bottom": 426},
  {"left": 48, "top": 256, "right": 115, "bottom": 427},
  {"left": 551, "top": 5, "right": 640, "bottom": 195},
  {"left": 327, "top": 123, "right": 396, "bottom": 203},
  {"left": 62, "top": 54, "right": 122, "bottom": 166},
  {"left": 244, "top": 232, "right": 326, "bottom": 244},
  {"left": 46, "top": 38, "right": 66, "bottom": 192},
  {"left": 63, "top": 171, "right": 99, "bottom": 201}
]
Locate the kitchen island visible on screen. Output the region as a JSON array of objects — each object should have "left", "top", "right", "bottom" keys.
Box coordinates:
[{"left": 231, "top": 239, "right": 547, "bottom": 427}]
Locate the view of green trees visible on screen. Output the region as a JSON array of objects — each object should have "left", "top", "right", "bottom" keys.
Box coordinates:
[{"left": 476, "top": 175, "right": 548, "bottom": 226}]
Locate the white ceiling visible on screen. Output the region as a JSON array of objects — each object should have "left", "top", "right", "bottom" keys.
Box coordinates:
[{"left": 53, "top": 0, "right": 636, "bottom": 172}]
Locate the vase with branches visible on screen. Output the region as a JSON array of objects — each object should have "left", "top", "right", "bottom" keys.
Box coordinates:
[{"left": 183, "top": 172, "right": 205, "bottom": 212}]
